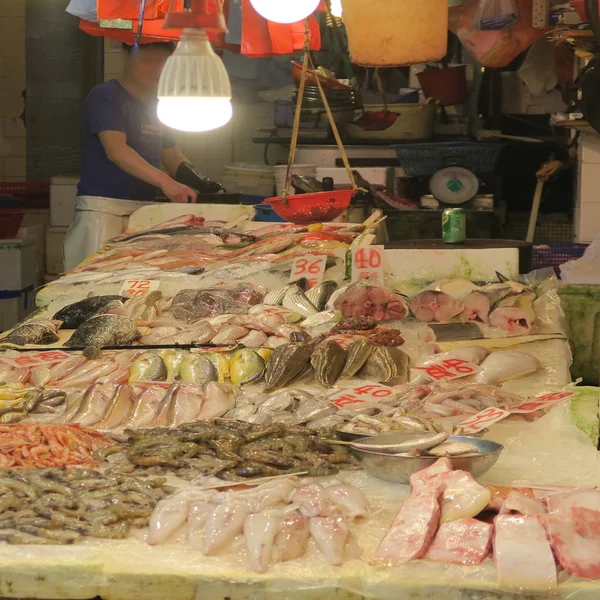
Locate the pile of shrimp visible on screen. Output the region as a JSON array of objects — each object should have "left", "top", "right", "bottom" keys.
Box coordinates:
[{"left": 0, "top": 423, "right": 113, "bottom": 468}]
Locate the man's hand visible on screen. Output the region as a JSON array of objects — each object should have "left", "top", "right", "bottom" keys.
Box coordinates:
[{"left": 161, "top": 178, "right": 197, "bottom": 203}]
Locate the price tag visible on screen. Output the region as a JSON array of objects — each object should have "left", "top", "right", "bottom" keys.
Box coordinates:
[
  {"left": 327, "top": 334, "right": 366, "bottom": 350},
  {"left": 0, "top": 350, "right": 70, "bottom": 369},
  {"left": 329, "top": 382, "right": 395, "bottom": 409},
  {"left": 510, "top": 391, "right": 577, "bottom": 414},
  {"left": 458, "top": 407, "right": 512, "bottom": 434},
  {"left": 412, "top": 359, "right": 481, "bottom": 382},
  {"left": 120, "top": 279, "right": 160, "bottom": 297},
  {"left": 289, "top": 255, "right": 327, "bottom": 289},
  {"left": 258, "top": 306, "right": 299, "bottom": 320},
  {"left": 351, "top": 246, "right": 385, "bottom": 285}
]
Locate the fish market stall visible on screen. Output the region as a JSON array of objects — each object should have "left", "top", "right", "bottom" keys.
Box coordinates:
[{"left": 0, "top": 209, "right": 598, "bottom": 600}]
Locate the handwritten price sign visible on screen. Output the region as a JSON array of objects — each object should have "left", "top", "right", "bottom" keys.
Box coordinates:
[
  {"left": 351, "top": 246, "right": 385, "bottom": 285},
  {"left": 289, "top": 255, "right": 327, "bottom": 289},
  {"left": 510, "top": 391, "right": 577, "bottom": 414},
  {"left": 329, "top": 382, "right": 395, "bottom": 409},
  {"left": 255, "top": 306, "right": 299, "bottom": 320},
  {"left": 328, "top": 334, "right": 366, "bottom": 350},
  {"left": 0, "top": 350, "right": 70, "bottom": 369},
  {"left": 412, "top": 359, "right": 481, "bottom": 382},
  {"left": 120, "top": 279, "right": 160, "bottom": 297},
  {"left": 458, "top": 407, "right": 512, "bottom": 434}
]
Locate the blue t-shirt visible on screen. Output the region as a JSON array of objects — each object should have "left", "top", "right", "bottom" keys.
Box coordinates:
[{"left": 77, "top": 79, "right": 176, "bottom": 201}]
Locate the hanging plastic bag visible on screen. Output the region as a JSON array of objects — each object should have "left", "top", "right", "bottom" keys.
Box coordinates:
[
  {"left": 66, "top": 0, "right": 97, "bottom": 21},
  {"left": 96, "top": 0, "right": 161, "bottom": 21},
  {"left": 450, "top": 0, "right": 549, "bottom": 68},
  {"left": 473, "top": 0, "right": 518, "bottom": 30}
]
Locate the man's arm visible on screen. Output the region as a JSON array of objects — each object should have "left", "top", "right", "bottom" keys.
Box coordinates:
[
  {"left": 98, "top": 131, "right": 196, "bottom": 203},
  {"left": 161, "top": 146, "right": 189, "bottom": 179}
]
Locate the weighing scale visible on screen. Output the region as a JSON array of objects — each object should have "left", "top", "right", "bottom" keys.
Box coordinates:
[{"left": 428, "top": 165, "right": 481, "bottom": 205}]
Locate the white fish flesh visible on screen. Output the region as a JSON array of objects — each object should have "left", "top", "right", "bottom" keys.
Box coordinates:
[
  {"left": 461, "top": 292, "right": 491, "bottom": 324},
  {"left": 546, "top": 489, "right": 600, "bottom": 513},
  {"left": 425, "top": 517, "right": 492, "bottom": 566},
  {"left": 426, "top": 278, "right": 479, "bottom": 301},
  {"left": 95, "top": 384, "right": 136, "bottom": 430},
  {"left": 499, "top": 491, "right": 546, "bottom": 516},
  {"left": 434, "top": 470, "right": 491, "bottom": 523},
  {"left": 409, "top": 291, "right": 464, "bottom": 323},
  {"left": 411, "top": 346, "right": 490, "bottom": 384},
  {"left": 410, "top": 457, "right": 453, "bottom": 492},
  {"left": 309, "top": 516, "right": 349, "bottom": 566},
  {"left": 243, "top": 509, "right": 282, "bottom": 573},
  {"left": 197, "top": 382, "right": 234, "bottom": 419},
  {"left": 292, "top": 484, "right": 327, "bottom": 518},
  {"left": 321, "top": 484, "right": 369, "bottom": 521},
  {"left": 121, "top": 386, "right": 165, "bottom": 429},
  {"left": 274, "top": 511, "right": 310, "bottom": 562},
  {"left": 148, "top": 496, "right": 190, "bottom": 545},
  {"left": 202, "top": 502, "right": 251, "bottom": 556},
  {"left": 495, "top": 515, "right": 557, "bottom": 594},
  {"left": 167, "top": 383, "right": 204, "bottom": 427},
  {"left": 186, "top": 501, "right": 213, "bottom": 549},
  {"left": 475, "top": 350, "right": 541, "bottom": 384}
]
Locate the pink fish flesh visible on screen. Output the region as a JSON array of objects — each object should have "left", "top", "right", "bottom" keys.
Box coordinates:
[
  {"left": 425, "top": 517, "right": 492, "bottom": 566},
  {"left": 373, "top": 487, "right": 441, "bottom": 565},
  {"left": 409, "top": 291, "right": 464, "bottom": 323},
  {"left": 546, "top": 489, "right": 600, "bottom": 513},
  {"left": 489, "top": 308, "right": 533, "bottom": 334},
  {"left": 499, "top": 491, "right": 546, "bottom": 516},
  {"left": 334, "top": 285, "right": 408, "bottom": 321},
  {"left": 274, "top": 511, "right": 310, "bottom": 562},
  {"left": 410, "top": 457, "right": 453, "bottom": 492},
  {"left": 460, "top": 292, "right": 491, "bottom": 324},
  {"left": 494, "top": 515, "right": 557, "bottom": 594},
  {"left": 546, "top": 506, "right": 600, "bottom": 579}
]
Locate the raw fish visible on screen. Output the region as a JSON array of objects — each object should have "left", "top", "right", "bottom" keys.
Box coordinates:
[
  {"left": 210, "top": 325, "right": 249, "bottom": 344},
  {"left": 197, "top": 382, "right": 234, "bottom": 419},
  {"left": 373, "top": 487, "right": 441, "bottom": 565},
  {"left": 30, "top": 366, "right": 51, "bottom": 387},
  {"left": 159, "top": 322, "right": 216, "bottom": 345},
  {"left": 53, "top": 295, "right": 127, "bottom": 329},
  {"left": 244, "top": 509, "right": 282, "bottom": 573},
  {"left": 274, "top": 511, "right": 310, "bottom": 562},
  {"left": 55, "top": 360, "right": 118, "bottom": 389},
  {"left": 147, "top": 496, "right": 189, "bottom": 545},
  {"left": 425, "top": 517, "right": 492, "bottom": 565},
  {"left": 293, "top": 484, "right": 327, "bottom": 518},
  {"left": 180, "top": 354, "right": 218, "bottom": 386},
  {"left": 47, "top": 356, "right": 87, "bottom": 383},
  {"left": 409, "top": 291, "right": 464, "bottom": 323},
  {"left": 410, "top": 457, "right": 452, "bottom": 492},
  {"left": 124, "top": 290, "right": 163, "bottom": 326},
  {"left": 499, "top": 491, "right": 546, "bottom": 516},
  {"left": 248, "top": 479, "right": 297, "bottom": 512},
  {"left": 475, "top": 350, "right": 540, "bottom": 384},
  {"left": 1, "top": 319, "right": 61, "bottom": 346},
  {"left": 95, "top": 384, "right": 136, "bottom": 430},
  {"left": 65, "top": 315, "right": 141, "bottom": 348},
  {"left": 167, "top": 384, "right": 205, "bottom": 427},
  {"left": 202, "top": 502, "right": 251, "bottom": 555},
  {"left": 489, "top": 291, "right": 536, "bottom": 334},
  {"left": 321, "top": 484, "right": 369, "bottom": 520},
  {"left": 334, "top": 285, "right": 408, "bottom": 321},
  {"left": 546, "top": 506, "right": 600, "bottom": 579},
  {"left": 494, "top": 515, "right": 557, "bottom": 594},
  {"left": 160, "top": 349, "right": 186, "bottom": 382},
  {"left": 122, "top": 386, "right": 166, "bottom": 429},
  {"left": 186, "top": 501, "right": 213, "bottom": 549},
  {"left": 411, "top": 346, "right": 489, "bottom": 384},
  {"left": 435, "top": 470, "right": 491, "bottom": 523},
  {"left": 546, "top": 489, "right": 600, "bottom": 513},
  {"left": 309, "top": 516, "right": 349, "bottom": 566},
  {"left": 70, "top": 383, "right": 116, "bottom": 426},
  {"left": 460, "top": 292, "right": 491, "bottom": 324},
  {"left": 129, "top": 353, "right": 167, "bottom": 382},
  {"left": 426, "top": 278, "right": 479, "bottom": 301}
]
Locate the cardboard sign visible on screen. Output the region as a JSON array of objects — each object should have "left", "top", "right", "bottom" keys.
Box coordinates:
[
  {"left": 412, "top": 359, "right": 481, "bottom": 382},
  {"left": 329, "top": 382, "right": 395, "bottom": 409},
  {"left": 458, "top": 407, "right": 512, "bottom": 434},
  {"left": 289, "top": 255, "right": 327, "bottom": 289},
  {"left": 510, "top": 391, "right": 577, "bottom": 414},
  {"left": 351, "top": 246, "right": 385, "bottom": 285},
  {"left": 120, "top": 279, "right": 160, "bottom": 297},
  {"left": 0, "top": 350, "right": 71, "bottom": 369}
]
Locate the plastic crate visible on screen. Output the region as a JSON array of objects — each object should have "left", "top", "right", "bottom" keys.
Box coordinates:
[
  {"left": 0, "top": 182, "right": 49, "bottom": 198},
  {"left": 392, "top": 142, "right": 504, "bottom": 177},
  {"left": 532, "top": 243, "right": 589, "bottom": 271}
]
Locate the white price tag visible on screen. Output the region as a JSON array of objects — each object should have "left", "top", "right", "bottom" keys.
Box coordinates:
[
  {"left": 120, "top": 279, "right": 160, "bottom": 297},
  {"left": 510, "top": 391, "right": 577, "bottom": 414},
  {"left": 0, "top": 350, "right": 70, "bottom": 369},
  {"left": 412, "top": 359, "right": 481, "bottom": 382},
  {"left": 329, "top": 382, "right": 395, "bottom": 409},
  {"left": 458, "top": 407, "right": 512, "bottom": 434},
  {"left": 289, "top": 255, "right": 327, "bottom": 289},
  {"left": 351, "top": 246, "right": 385, "bottom": 285}
]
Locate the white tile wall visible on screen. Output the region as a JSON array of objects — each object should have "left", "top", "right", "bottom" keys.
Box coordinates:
[{"left": 577, "top": 133, "right": 600, "bottom": 241}]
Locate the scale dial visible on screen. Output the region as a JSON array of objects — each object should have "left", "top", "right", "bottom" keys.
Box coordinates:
[{"left": 429, "top": 166, "right": 480, "bottom": 205}]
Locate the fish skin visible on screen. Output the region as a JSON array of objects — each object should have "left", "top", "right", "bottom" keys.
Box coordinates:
[
  {"left": 167, "top": 384, "right": 205, "bottom": 427},
  {"left": 95, "top": 384, "right": 136, "bottom": 430},
  {"left": 311, "top": 340, "right": 347, "bottom": 387},
  {"left": 229, "top": 349, "right": 265, "bottom": 386},
  {"left": 197, "top": 382, "right": 234, "bottom": 419},
  {"left": 202, "top": 352, "right": 230, "bottom": 383},
  {"left": 129, "top": 353, "right": 167, "bottom": 383},
  {"left": 53, "top": 296, "right": 127, "bottom": 329},
  {"left": 358, "top": 346, "right": 409, "bottom": 385},
  {"left": 159, "top": 349, "right": 186, "bottom": 382},
  {"left": 282, "top": 288, "right": 318, "bottom": 318},
  {"left": 70, "top": 383, "right": 116, "bottom": 426},
  {"left": 54, "top": 360, "right": 118, "bottom": 389},
  {"left": 0, "top": 320, "right": 61, "bottom": 347},
  {"left": 340, "top": 338, "right": 375, "bottom": 379},
  {"left": 263, "top": 343, "right": 313, "bottom": 392},
  {"left": 306, "top": 281, "right": 339, "bottom": 311},
  {"left": 179, "top": 355, "right": 218, "bottom": 386},
  {"left": 121, "top": 386, "right": 166, "bottom": 429},
  {"left": 65, "top": 315, "right": 141, "bottom": 348}
]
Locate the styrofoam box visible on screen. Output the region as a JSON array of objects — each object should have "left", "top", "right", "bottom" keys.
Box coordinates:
[
  {"left": 46, "top": 226, "right": 68, "bottom": 275},
  {"left": 316, "top": 167, "right": 389, "bottom": 189},
  {"left": 0, "top": 288, "right": 35, "bottom": 331},
  {"left": 0, "top": 239, "right": 37, "bottom": 290},
  {"left": 50, "top": 176, "right": 79, "bottom": 227}
]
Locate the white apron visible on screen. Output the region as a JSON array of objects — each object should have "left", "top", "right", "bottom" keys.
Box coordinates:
[{"left": 63, "top": 196, "right": 154, "bottom": 271}]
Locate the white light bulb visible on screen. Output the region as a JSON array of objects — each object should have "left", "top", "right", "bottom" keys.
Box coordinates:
[
  {"left": 250, "top": 0, "right": 320, "bottom": 24},
  {"left": 157, "top": 29, "right": 232, "bottom": 133},
  {"left": 330, "top": 0, "right": 342, "bottom": 17}
]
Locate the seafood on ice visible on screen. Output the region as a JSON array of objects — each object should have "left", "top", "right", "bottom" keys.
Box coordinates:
[
  {"left": 332, "top": 284, "right": 409, "bottom": 321},
  {"left": 148, "top": 477, "right": 368, "bottom": 572}
]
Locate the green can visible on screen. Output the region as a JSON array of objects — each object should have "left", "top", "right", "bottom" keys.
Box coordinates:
[{"left": 442, "top": 208, "right": 466, "bottom": 244}]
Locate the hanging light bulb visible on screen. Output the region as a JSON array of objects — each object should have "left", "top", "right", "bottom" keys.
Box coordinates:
[
  {"left": 330, "top": 0, "right": 342, "bottom": 18},
  {"left": 250, "top": 0, "right": 320, "bottom": 24},
  {"left": 157, "top": 28, "right": 232, "bottom": 132}
]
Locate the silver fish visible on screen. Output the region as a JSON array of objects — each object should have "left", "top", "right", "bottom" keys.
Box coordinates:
[
  {"left": 129, "top": 353, "right": 167, "bottom": 382},
  {"left": 210, "top": 326, "right": 249, "bottom": 345},
  {"left": 180, "top": 355, "right": 218, "bottom": 386},
  {"left": 282, "top": 288, "right": 318, "bottom": 318},
  {"left": 264, "top": 282, "right": 302, "bottom": 306},
  {"left": 95, "top": 385, "right": 136, "bottom": 430},
  {"left": 349, "top": 432, "right": 449, "bottom": 454},
  {"left": 306, "top": 281, "right": 339, "bottom": 311},
  {"left": 302, "top": 309, "right": 343, "bottom": 328},
  {"left": 428, "top": 441, "right": 480, "bottom": 457}
]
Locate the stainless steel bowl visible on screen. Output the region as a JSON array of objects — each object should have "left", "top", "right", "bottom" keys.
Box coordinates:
[
  {"left": 353, "top": 434, "right": 503, "bottom": 484},
  {"left": 336, "top": 427, "right": 488, "bottom": 443}
]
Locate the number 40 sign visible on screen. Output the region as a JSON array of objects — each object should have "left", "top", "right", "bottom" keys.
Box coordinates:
[{"left": 351, "top": 246, "right": 385, "bottom": 285}]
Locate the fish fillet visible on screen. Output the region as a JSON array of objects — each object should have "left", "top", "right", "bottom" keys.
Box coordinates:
[
  {"left": 546, "top": 489, "right": 600, "bottom": 513},
  {"left": 373, "top": 487, "right": 441, "bottom": 565},
  {"left": 475, "top": 350, "right": 540, "bottom": 384},
  {"left": 495, "top": 515, "right": 557, "bottom": 594},
  {"left": 410, "top": 457, "right": 453, "bottom": 492},
  {"left": 433, "top": 471, "right": 491, "bottom": 523},
  {"left": 499, "top": 491, "right": 546, "bottom": 516},
  {"left": 546, "top": 506, "right": 600, "bottom": 579},
  {"left": 425, "top": 517, "right": 492, "bottom": 565}
]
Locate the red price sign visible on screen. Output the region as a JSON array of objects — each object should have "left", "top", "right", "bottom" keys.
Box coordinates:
[
  {"left": 289, "top": 255, "right": 327, "bottom": 289},
  {"left": 259, "top": 306, "right": 298, "bottom": 319},
  {"left": 458, "top": 407, "right": 512, "bottom": 434},
  {"left": 351, "top": 246, "right": 385, "bottom": 285},
  {"left": 0, "top": 350, "right": 70, "bottom": 369},
  {"left": 327, "top": 334, "right": 366, "bottom": 350},
  {"left": 329, "top": 382, "right": 395, "bottom": 409},
  {"left": 120, "top": 279, "right": 160, "bottom": 297},
  {"left": 510, "top": 391, "right": 577, "bottom": 414},
  {"left": 412, "top": 359, "right": 481, "bottom": 382}
]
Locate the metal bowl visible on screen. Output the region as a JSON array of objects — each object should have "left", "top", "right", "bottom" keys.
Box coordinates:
[
  {"left": 335, "top": 427, "right": 488, "bottom": 443},
  {"left": 353, "top": 434, "right": 503, "bottom": 484}
]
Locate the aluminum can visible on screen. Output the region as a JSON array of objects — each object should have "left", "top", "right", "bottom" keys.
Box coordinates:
[{"left": 442, "top": 208, "right": 466, "bottom": 243}]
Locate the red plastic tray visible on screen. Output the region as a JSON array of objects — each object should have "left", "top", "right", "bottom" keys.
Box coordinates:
[{"left": 264, "top": 190, "right": 354, "bottom": 224}]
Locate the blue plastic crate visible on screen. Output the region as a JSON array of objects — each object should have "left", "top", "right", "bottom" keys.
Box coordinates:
[
  {"left": 254, "top": 204, "right": 286, "bottom": 222},
  {"left": 392, "top": 142, "right": 504, "bottom": 177},
  {"left": 532, "top": 243, "right": 589, "bottom": 271}
]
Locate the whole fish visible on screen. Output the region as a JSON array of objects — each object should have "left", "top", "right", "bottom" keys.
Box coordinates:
[
  {"left": 311, "top": 340, "right": 347, "bottom": 387},
  {"left": 123, "top": 290, "right": 163, "bottom": 327},
  {"left": 54, "top": 360, "right": 118, "bottom": 389},
  {"left": 53, "top": 296, "right": 127, "bottom": 329},
  {"left": 302, "top": 309, "right": 343, "bottom": 328},
  {"left": 65, "top": 315, "right": 141, "bottom": 348},
  {"left": 306, "top": 281, "right": 339, "bottom": 312},
  {"left": 340, "top": 338, "right": 375, "bottom": 379},
  {"left": 0, "top": 320, "right": 61, "bottom": 347},
  {"left": 230, "top": 349, "right": 265, "bottom": 386},
  {"left": 121, "top": 386, "right": 166, "bottom": 429},
  {"left": 475, "top": 350, "right": 540, "bottom": 384},
  {"left": 282, "top": 288, "right": 318, "bottom": 318},
  {"left": 95, "top": 384, "right": 136, "bottom": 430},
  {"left": 197, "top": 382, "right": 235, "bottom": 419},
  {"left": 349, "top": 431, "right": 449, "bottom": 454},
  {"left": 264, "top": 343, "right": 313, "bottom": 392},
  {"left": 359, "top": 346, "right": 409, "bottom": 385},
  {"left": 202, "top": 352, "right": 230, "bottom": 383},
  {"left": 70, "top": 383, "right": 116, "bottom": 427},
  {"left": 129, "top": 353, "right": 167, "bottom": 383},
  {"left": 180, "top": 355, "right": 218, "bottom": 386},
  {"left": 264, "top": 282, "right": 303, "bottom": 306},
  {"left": 167, "top": 384, "right": 205, "bottom": 427},
  {"left": 160, "top": 349, "right": 186, "bottom": 382},
  {"left": 210, "top": 325, "right": 249, "bottom": 345}
]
